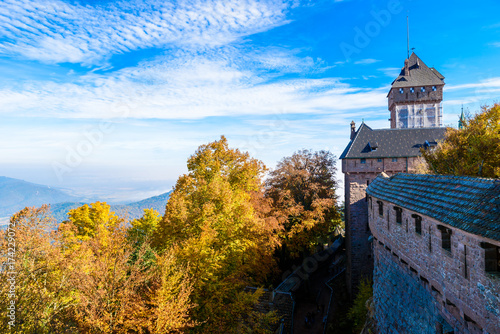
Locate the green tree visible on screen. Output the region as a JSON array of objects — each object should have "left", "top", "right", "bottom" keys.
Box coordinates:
[
  {"left": 152, "top": 136, "right": 281, "bottom": 333},
  {"left": 422, "top": 104, "right": 500, "bottom": 178},
  {"left": 265, "top": 149, "right": 341, "bottom": 266},
  {"left": 128, "top": 208, "right": 161, "bottom": 246},
  {"left": 347, "top": 278, "right": 373, "bottom": 334}
]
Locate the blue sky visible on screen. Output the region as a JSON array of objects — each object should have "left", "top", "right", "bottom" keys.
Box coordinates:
[{"left": 1, "top": 0, "right": 499, "bottom": 202}]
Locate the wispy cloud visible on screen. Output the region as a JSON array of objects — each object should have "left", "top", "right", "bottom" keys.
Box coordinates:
[
  {"left": 489, "top": 42, "right": 500, "bottom": 47},
  {"left": 354, "top": 58, "right": 380, "bottom": 65},
  {"left": 0, "top": 51, "right": 387, "bottom": 120},
  {"left": 444, "top": 77, "right": 500, "bottom": 91},
  {"left": 377, "top": 67, "right": 400, "bottom": 78},
  {"left": 0, "top": 0, "right": 293, "bottom": 65}
]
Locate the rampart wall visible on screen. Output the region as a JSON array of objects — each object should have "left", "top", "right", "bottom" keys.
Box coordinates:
[{"left": 369, "top": 196, "right": 500, "bottom": 333}]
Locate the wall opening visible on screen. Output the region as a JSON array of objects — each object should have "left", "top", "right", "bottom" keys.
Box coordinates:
[
  {"left": 481, "top": 242, "right": 500, "bottom": 274},
  {"left": 437, "top": 225, "right": 452, "bottom": 253},
  {"left": 394, "top": 206, "right": 402, "bottom": 224},
  {"left": 377, "top": 200, "right": 383, "bottom": 217},
  {"left": 412, "top": 214, "right": 422, "bottom": 235}
]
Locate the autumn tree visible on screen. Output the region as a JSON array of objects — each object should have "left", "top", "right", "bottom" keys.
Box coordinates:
[
  {"left": 151, "top": 250, "right": 197, "bottom": 333},
  {"left": 422, "top": 103, "right": 500, "bottom": 178},
  {"left": 152, "top": 136, "right": 281, "bottom": 333},
  {"left": 62, "top": 201, "right": 124, "bottom": 241},
  {"left": 0, "top": 206, "right": 78, "bottom": 333},
  {"left": 265, "top": 149, "right": 341, "bottom": 267},
  {"left": 128, "top": 208, "right": 161, "bottom": 245},
  {"left": 60, "top": 202, "right": 196, "bottom": 333}
]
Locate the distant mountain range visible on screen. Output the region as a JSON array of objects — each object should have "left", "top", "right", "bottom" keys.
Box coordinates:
[{"left": 0, "top": 176, "right": 170, "bottom": 223}]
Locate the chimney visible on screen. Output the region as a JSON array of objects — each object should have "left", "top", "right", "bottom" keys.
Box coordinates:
[
  {"left": 350, "top": 121, "right": 356, "bottom": 140},
  {"left": 404, "top": 58, "right": 409, "bottom": 76}
]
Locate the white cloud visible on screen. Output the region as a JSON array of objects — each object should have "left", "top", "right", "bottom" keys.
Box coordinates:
[
  {"left": 490, "top": 42, "right": 500, "bottom": 47},
  {"left": 354, "top": 58, "right": 380, "bottom": 65},
  {"left": 0, "top": 49, "right": 387, "bottom": 120},
  {"left": 378, "top": 67, "right": 400, "bottom": 78},
  {"left": 444, "top": 77, "right": 500, "bottom": 91},
  {"left": 0, "top": 0, "right": 293, "bottom": 65}
]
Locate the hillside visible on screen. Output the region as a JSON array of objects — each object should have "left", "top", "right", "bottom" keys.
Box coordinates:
[
  {"left": 0, "top": 176, "right": 80, "bottom": 217},
  {"left": 47, "top": 192, "right": 171, "bottom": 222},
  {"left": 0, "top": 176, "right": 171, "bottom": 224}
]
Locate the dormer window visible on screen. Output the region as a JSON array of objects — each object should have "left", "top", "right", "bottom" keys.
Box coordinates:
[
  {"left": 368, "top": 142, "right": 378, "bottom": 151},
  {"left": 399, "top": 88, "right": 404, "bottom": 94},
  {"left": 360, "top": 158, "right": 366, "bottom": 164},
  {"left": 421, "top": 87, "right": 425, "bottom": 92},
  {"left": 432, "top": 86, "right": 437, "bottom": 91},
  {"left": 410, "top": 87, "right": 415, "bottom": 93}
]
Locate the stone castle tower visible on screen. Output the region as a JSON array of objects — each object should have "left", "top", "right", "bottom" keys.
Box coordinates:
[
  {"left": 340, "top": 53, "right": 446, "bottom": 297},
  {"left": 388, "top": 52, "right": 445, "bottom": 129}
]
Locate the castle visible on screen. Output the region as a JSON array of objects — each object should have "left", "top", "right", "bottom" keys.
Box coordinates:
[
  {"left": 340, "top": 52, "right": 447, "bottom": 295},
  {"left": 341, "top": 53, "right": 500, "bottom": 333}
]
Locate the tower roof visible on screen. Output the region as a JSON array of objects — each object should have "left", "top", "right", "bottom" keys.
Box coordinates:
[{"left": 391, "top": 53, "right": 445, "bottom": 89}]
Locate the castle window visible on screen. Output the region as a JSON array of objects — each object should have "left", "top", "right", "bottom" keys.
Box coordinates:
[
  {"left": 392, "top": 158, "right": 398, "bottom": 162},
  {"left": 421, "top": 87, "right": 425, "bottom": 92},
  {"left": 432, "top": 86, "right": 437, "bottom": 91},
  {"left": 480, "top": 242, "right": 500, "bottom": 274},
  {"left": 412, "top": 214, "right": 422, "bottom": 235},
  {"left": 437, "top": 225, "right": 452, "bottom": 253},
  {"left": 394, "top": 207, "right": 402, "bottom": 224},
  {"left": 360, "top": 158, "right": 366, "bottom": 164},
  {"left": 377, "top": 201, "right": 383, "bottom": 217},
  {"left": 377, "top": 158, "right": 382, "bottom": 162},
  {"left": 410, "top": 87, "right": 415, "bottom": 93},
  {"left": 399, "top": 88, "right": 404, "bottom": 94}
]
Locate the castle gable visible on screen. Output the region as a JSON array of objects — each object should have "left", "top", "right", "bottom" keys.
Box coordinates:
[
  {"left": 367, "top": 173, "right": 500, "bottom": 242},
  {"left": 339, "top": 124, "right": 446, "bottom": 159}
]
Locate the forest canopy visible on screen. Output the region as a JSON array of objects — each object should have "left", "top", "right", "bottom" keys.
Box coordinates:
[{"left": 0, "top": 137, "right": 341, "bottom": 333}]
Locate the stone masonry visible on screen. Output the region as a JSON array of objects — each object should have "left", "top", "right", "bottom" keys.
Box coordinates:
[
  {"left": 342, "top": 156, "right": 421, "bottom": 296},
  {"left": 367, "top": 174, "right": 500, "bottom": 333}
]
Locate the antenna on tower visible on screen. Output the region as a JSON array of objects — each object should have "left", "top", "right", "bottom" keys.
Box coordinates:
[{"left": 407, "top": 15, "right": 410, "bottom": 59}]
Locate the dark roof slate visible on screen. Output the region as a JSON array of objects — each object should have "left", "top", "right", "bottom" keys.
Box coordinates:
[
  {"left": 391, "top": 53, "right": 445, "bottom": 89},
  {"left": 339, "top": 123, "right": 447, "bottom": 159},
  {"left": 366, "top": 173, "right": 500, "bottom": 242}
]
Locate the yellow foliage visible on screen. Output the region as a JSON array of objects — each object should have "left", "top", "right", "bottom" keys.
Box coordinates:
[
  {"left": 422, "top": 104, "right": 500, "bottom": 178},
  {"left": 63, "top": 201, "right": 123, "bottom": 241},
  {"left": 152, "top": 136, "right": 281, "bottom": 332}
]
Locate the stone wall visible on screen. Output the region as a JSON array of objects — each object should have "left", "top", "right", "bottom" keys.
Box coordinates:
[
  {"left": 373, "top": 241, "right": 449, "bottom": 333},
  {"left": 369, "top": 196, "right": 500, "bottom": 333},
  {"left": 343, "top": 157, "right": 420, "bottom": 296}
]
